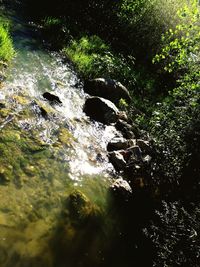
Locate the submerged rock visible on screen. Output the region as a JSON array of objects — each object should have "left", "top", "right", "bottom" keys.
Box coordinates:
[
  {"left": 31, "top": 100, "right": 49, "bottom": 118},
  {"left": 0, "top": 168, "right": 11, "bottom": 184},
  {"left": 84, "top": 78, "right": 131, "bottom": 105},
  {"left": 67, "top": 190, "right": 101, "bottom": 226},
  {"left": 0, "top": 102, "right": 6, "bottom": 109},
  {"left": 43, "top": 92, "right": 62, "bottom": 104},
  {"left": 83, "top": 97, "right": 119, "bottom": 125}
]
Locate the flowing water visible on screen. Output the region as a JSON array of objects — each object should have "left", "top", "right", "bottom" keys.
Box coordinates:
[
  {"left": 0, "top": 3, "right": 122, "bottom": 266},
  {"left": 1, "top": 2, "right": 200, "bottom": 267}
]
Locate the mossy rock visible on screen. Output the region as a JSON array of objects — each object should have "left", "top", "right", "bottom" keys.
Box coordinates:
[
  {"left": 57, "top": 127, "right": 76, "bottom": 147},
  {"left": 0, "top": 167, "right": 12, "bottom": 184},
  {"left": 67, "top": 190, "right": 102, "bottom": 227},
  {"left": 12, "top": 95, "right": 30, "bottom": 105}
]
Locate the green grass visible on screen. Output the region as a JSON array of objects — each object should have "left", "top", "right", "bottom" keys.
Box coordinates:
[
  {"left": 0, "top": 19, "right": 15, "bottom": 62},
  {"left": 63, "top": 35, "right": 136, "bottom": 88}
]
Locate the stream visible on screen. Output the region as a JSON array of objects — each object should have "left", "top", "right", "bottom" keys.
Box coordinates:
[
  {"left": 0, "top": 2, "right": 122, "bottom": 267},
  {"left": 1, "top": 1, "right": 200, "bottom": 267}
]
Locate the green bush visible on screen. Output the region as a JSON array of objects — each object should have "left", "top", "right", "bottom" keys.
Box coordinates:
[
  {"left": 153, "top": 0, "right": 200, "bottom": 79},
  {"left": 117, "top": 0, "right": 187, "bottom": 58}
]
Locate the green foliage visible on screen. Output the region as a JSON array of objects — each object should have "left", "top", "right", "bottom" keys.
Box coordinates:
[
  {"left": 153, "top": 1, "right": 200, "bottom": 77},
  {"left": 63, "top": 35, "right": 136, "bottom": 87},
  {"left": 43, "top": 16, "right": 62, "bottom": 27},
  {"left": 0, "top": 18, "right": 15, "bottom": 62},
  {"left": 117, "top": 0, "right": 187, "bottom": 57},
  {"left": 148, "top": 81, "right": 199, "bottom": 182},
  {"left": 119, "top": 98, "right": 129, "bottom": 111}
]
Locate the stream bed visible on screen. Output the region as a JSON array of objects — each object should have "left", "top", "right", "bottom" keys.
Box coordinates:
[{"left": 0, "top": 3, "right": 122, "bottom": 266}]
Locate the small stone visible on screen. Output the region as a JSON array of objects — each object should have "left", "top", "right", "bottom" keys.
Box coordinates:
[
  {"left": 110, "top": 178, "right": 132, "bottom": 201},
  {"left": 115, "top": 119, "right": 136, "bottom": 139},
  {"left": 43, "top": 92, "right": 62, "bottom": 104}
]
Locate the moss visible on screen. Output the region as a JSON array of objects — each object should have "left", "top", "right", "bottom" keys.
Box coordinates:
[
  {"left": 67, "top": 190, "right": 102, "bottom": 227},
  {"left": 57, "top": 127, "right": 76, "bottom": 147}
]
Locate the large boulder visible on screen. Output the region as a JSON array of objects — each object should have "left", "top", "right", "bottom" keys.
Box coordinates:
[
  {"left": 84, "top": 78, "right": 131, "bottom": 106},
  {"left": 83, "top": 97, "right": 119, "bottom": 125}
]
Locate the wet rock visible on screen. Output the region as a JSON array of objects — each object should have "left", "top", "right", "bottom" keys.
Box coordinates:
[
  {"left": 43, "top": 92, "right": 62, "bottom": 104},
  {"left": 67, "top": 190, "right": 101, "bottom": 226},
  {"left": 108, "top": 150, "right": 126, "bottom": 171},
  {"left": 107, "top": 137, "right": 135, "bottom": 152},
  {"left": 137, "top": 139, "right": 152, "bottom": 154},
  {"left": 31, "top": 100, "right": 49, "bottom": 118},
  {"left": 0, "top": 73, "right": 6, "bottom": 83},
  {"left": 115, "top": 119, "right": 140, "bottom": 139},
  {"left": 0, "top": 102, "right": 6, "bottom": 109},
  {"left": 83, "top": 97, "right": 119, "bottom": 125},
  {"left": 84, "top": 78, "right": 131, "bottom": 105},
  {"left": 0, "top": 168, "right": 11, "bottom": 184},
  {"left": 110, "top": 178, "right": 132, "bottom": 201},
  {"left": 57, "top": 127, "right": 75, "bottom": 147}
]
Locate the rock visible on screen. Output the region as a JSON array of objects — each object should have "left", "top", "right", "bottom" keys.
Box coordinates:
[
  {"left": 110, "top": 178, "right": 132, "bottom": 201},
  {"left": 0, "top": 168, "right": 11, "bottom": 184},
  {"left": 137, "top": 139, "right": 152, "bottom": 154},
  {"left": 127, "top": 145, "right": 143, "bottom": 161},
  {"left": 84, "top": 78, "right": 131, "bottom": 105},
  {"left": 115, "top": 119, "right": 136, "bottom": 138},
  {"left": 43, "top": 92, "right": 62, "bottom": 104},
  {"left": 0, "top": 102, "right": 6, "bottom": 109},
  {"left": 118, "top": 111, "right": 128, "bottom": 121},
  {"left": 83, "top": 97, "right": 119, "bottom": 125},
  {"left": 67, "top": 190, "right": 101, "bottom": 226},
  {"left": 108, "top": 150, "right": 126, "bottom": 171},
  {"left": 31, "top": 100, "right": 49, "bottom": 118},
  {"left": 107, "top": 137, "right": 135, "bottom": 152}
]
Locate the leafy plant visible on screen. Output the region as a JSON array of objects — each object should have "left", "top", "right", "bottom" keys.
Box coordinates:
[{"left": 153, "top": 1, "right": 200, "bottom": 78}]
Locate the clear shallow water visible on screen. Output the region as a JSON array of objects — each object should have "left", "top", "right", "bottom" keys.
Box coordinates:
[
  {"left": 1, "top": 3, "right": 200, "bottom": 267},
  {"left": 0, "top": 5, "right": 121, "bottom": 267}
]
